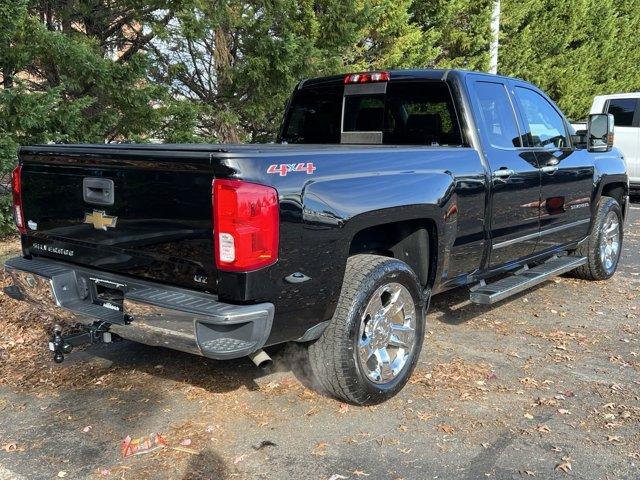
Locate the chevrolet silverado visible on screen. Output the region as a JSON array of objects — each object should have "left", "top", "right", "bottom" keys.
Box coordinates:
[{"left": 3, "top": 69, "right": 628, "bottom": 405}]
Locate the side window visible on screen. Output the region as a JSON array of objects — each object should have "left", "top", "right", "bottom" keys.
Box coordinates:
[
  {"left": 514, "top": 87, "right": 569, "bottom": 149},
  {"left": 383, "top": 82, "right": 462, "bottom": 146},
  {"left": 473, "top": 81, "right": 522, "bottom": 149},
  {"left": 607, "top": 98, "right": 637, "bottom": 127},
  {"left": 281, "top": 86, "right": 343, "bottom": 143}
]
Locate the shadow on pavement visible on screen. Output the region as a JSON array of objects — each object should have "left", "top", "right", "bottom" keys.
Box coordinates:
[{"left": 429, "top": 281, "right": 550, "bottom": 326}]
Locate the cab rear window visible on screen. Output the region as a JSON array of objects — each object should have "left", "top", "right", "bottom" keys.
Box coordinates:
[{"left": 281, "top": 81, "right": 463, "bottom": 146}]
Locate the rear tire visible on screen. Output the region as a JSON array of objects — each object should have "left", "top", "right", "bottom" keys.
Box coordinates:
[
  {"left": 307, "top": 254, "right": 427, "bottom": 405},
  {"left": 572, "top": 196, "right": 623, "bottom": 280}
]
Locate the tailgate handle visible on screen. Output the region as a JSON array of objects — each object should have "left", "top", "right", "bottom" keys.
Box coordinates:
[{"left": 83, "top": 178, "right": 114, "bottom": 206}]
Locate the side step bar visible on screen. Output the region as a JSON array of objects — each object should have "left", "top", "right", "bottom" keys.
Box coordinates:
[{"left": 470, "top": 256, "right": 587, "bottom": 305}]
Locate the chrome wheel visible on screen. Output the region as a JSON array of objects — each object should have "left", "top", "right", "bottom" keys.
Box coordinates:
[
  {"left": 357, "top": 282, "right": 416, "bottom": 385},
  {"left": 599, "top": 210, "right": 620, "bottom": 274}
]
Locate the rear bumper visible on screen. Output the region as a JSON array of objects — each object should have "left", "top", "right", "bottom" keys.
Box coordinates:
[{"left": 3, "top": 257, "right": 274, "bottom": 360}]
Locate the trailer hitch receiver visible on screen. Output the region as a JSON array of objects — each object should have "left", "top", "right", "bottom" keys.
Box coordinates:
[{"left": 49, "top": 322, "right": 114, "bottom": 363}]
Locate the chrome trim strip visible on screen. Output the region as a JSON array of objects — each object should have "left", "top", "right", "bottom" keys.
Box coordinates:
[{"left": 492, "top": 218, "right": 590, "bottom": 250}]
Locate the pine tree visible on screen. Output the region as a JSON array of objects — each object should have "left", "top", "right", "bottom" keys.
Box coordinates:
[
  {"left": 411, "top": 0, "right": 493, "bottom": 70},
  {"left": 499, "top": 0, "right": 640, "bottom": 121}
]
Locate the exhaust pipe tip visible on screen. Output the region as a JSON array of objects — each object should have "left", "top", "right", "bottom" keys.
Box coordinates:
[{"left": 249, "top": 349, "right": 273, "bottom": 369}]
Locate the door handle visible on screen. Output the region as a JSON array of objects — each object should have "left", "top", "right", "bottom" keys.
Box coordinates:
[
  {"left": 540, "top": 165, "right": 558, "bottom": 174},
  {"left": 492, "top": 168, "right": 515, "bottom": 178},
  {"left": 83, "top": 177, "right": 115, "bottom": 206}
]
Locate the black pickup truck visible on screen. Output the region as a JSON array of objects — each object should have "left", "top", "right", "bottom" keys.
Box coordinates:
[{"left": 4, "top": 69, "right": 629, "bottom": 405}]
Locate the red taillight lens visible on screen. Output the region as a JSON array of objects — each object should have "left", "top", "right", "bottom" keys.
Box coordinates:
[
  {"left": 11, "top": 165, "right": 26, "bottom": 234},
  {"left": 343, "top": 71, "right": 390, "bottom": 84},
  {"left": 212, "top": 179, "right": 279, "bottom": 272}
]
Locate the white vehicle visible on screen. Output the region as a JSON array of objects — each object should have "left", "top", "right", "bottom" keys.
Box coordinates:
[{"left": 573, "top": 93, "right": 640, "bottom": 191}]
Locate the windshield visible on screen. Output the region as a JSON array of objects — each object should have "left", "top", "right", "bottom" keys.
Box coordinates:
[{"left": 280, "top": 80, "right": 463, "bottom": 146}]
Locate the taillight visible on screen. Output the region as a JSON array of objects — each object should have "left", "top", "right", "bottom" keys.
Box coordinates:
[
  {"left": 11, "top": 165, "right": 26, "bottom": 234},
  {"left": 212, "top": 179, "right": 279, "bottom": 272},
  {"left": 343, "top": 71, "right": 390, "bottom": 84}
]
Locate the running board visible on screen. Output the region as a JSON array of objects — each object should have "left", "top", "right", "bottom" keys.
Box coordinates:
[{"left": 470, "top": 256, "right": 587, "bottom": 305}]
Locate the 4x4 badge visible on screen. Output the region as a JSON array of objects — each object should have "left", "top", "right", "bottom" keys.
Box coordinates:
[{"left": 84, "top": 210, "right": 117, "bottom": 231}]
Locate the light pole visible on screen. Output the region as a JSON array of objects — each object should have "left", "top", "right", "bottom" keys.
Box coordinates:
[{"left": 489, "top": 0, "right": 500, "bottom": 74}]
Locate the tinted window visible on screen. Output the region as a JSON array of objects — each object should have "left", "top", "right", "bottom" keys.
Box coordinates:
[
  {"left": 281, "top": 81, "right": 462, "bottom": 146},
  {"left": 281, "top": 86, "right": 343, "bottom": 143},
  {"left": 607, "top": 98, "right": 637, "bottom": 127},
  {"left": 514, "top": 87, "right": 569, "bottom": 149},
  {"left": 343, "top": 95, "right": 385, "bottom": 132},
  {"left": 473, "top": 81, "right": 521, "bottom": 149},
  {"left": 384, "top": 82, "right": 462, "bottom": 145}
]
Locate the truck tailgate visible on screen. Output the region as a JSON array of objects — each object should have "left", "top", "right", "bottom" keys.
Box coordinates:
[{"left": 18, "top": 147, "right": 217, "bottom": 292}]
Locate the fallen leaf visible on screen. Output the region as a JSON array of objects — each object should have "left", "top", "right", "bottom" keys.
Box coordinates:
[
  {"left": 524, "top": 413, "right": 534, "bottom": 420},
  {"left": 305, "top": 406, "right": 320, "bottom": 416},
  {"left": 170, "top": 446, "right": 198, "bottom": 455},
  {"left": 353, "top": 470, "right": 370, "bottom": 477},
  {"left": 536, "top": 425, "right": 551, "bottom": 433},
  {"left": 233, "top": 453, "right": 248, "bottom": 464},
  {"left": 607, "top": 435, "right": 623, "bottom": 443},
  {"left": 519, "top": 470, "right": 536, "bottom": 476},
  {"left": 253, "top": 440, "right": 277, "bottom": 450},
  {"left": 2, "top": 443, "right": 17, "bottom": 453},
  {"left": 437, "top": 423, "right": 455, "bottom": 434},
  {"left": 339, "top": 403, "right": 349, "bottom": 414},
  {"left": 180, "top": 438, "right": 192, "bottom": 446},
  {"left": 312, "top": 442, "right": 328, "bottom": 456},
  {"left": 555, "top": 457, "right": 572, "bottom": 474}
]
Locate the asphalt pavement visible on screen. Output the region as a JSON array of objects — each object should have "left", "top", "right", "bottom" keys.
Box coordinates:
[{"left": 0, "top": 199, "right": 638, "bottom": 480}]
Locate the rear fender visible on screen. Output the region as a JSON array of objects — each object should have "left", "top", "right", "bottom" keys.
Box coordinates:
[{"left": 300, "top": 171, "right": 457, "bottom": 320}]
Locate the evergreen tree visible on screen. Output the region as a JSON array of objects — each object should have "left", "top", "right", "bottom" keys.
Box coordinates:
[
  {"left": 410, "top": 0, "right": 493, "bottom": 70},
  {"left": 2, "top": 0, "right": 640, "bottom": 233},
  {"left": 0, "top": 0, "right": 195, "bottom": 166},
  {"left": 499, "top": 0, "right": 640, "bottom": 120},
  {"left": 151, "top": 0, "right": 426, "bottom": 142}
]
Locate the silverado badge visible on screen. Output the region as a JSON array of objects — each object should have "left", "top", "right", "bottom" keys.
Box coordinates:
[{"left": 84, "top": 210, "right": 117, "bottom": 231}]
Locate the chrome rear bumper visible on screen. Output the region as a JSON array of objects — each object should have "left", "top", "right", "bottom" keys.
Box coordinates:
[{"left": 3, "top": 257, "right": 273, "bottom": 360}]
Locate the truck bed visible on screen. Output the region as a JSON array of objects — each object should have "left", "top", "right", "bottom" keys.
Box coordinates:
[{"left": 19, "top": 142, "right": 465, "bottom": 294}]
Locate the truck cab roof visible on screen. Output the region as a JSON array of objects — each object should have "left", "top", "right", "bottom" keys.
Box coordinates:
[{"left": 298, "top": 68, "right": 519, "bottom": 89}]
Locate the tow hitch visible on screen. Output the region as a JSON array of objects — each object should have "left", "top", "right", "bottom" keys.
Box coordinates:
[{"left": 49, "top": 322, "right": 115, "bottom": 363}]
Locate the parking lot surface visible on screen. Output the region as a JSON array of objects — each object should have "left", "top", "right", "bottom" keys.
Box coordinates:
[{"left": 0, "top": 201, "right": 639, "bottom": 480}]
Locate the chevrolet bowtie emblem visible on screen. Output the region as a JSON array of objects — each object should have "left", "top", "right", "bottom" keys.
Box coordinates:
[{"left": 84, "top": 210, "right": 117, "bottom": 231}]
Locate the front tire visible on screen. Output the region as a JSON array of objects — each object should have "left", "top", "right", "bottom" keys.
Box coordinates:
[
  {"left": 307, "top": 254, "right": 427, "bottom": 405},
  {"left": 572, "top": 196, "right": 623, "bottom": 280}
]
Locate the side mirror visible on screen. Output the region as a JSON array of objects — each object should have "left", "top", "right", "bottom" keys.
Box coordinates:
[{"left": 587, "top": 113, "right": 614, "bottom": 152}]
